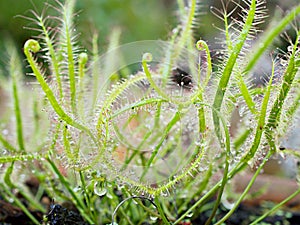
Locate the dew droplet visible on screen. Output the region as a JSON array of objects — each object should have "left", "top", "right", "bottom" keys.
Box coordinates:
[
  {"left": 73, "top": 186, "right": 82, "bottom": 193},
  {"left": 161, "top": 189, "right": 170, "bottom": 197},
  {"left": 150, "top": 216, "right": 158, "bottom": 221},
  {"left": 93, "top": 181, "right": 107, "bottom": 196},
  {"left": 186, "top": 212, "right": 194, "bottom": 218}
]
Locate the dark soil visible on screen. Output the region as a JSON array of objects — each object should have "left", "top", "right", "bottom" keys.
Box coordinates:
[
  {"left": 45, "top": 204, "right": 89, "bottom": 225},
  {"left": 0, "top": 199, "right": 43, "bottom": 225},
  {"left": 0, "top": 199, "right": 89, "bottom": 225}
]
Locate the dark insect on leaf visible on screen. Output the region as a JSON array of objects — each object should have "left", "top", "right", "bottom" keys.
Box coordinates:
[{"left": 171, "top": 67, "right": 193, "bottom": 90}]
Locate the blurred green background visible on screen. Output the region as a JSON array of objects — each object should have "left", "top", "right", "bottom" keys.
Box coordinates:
[
  {"left": 0, "top": 0, "right": 298, "bottom": 74},
  {"left": 0, "top": 0, "right": 176, "bottom": 74}
]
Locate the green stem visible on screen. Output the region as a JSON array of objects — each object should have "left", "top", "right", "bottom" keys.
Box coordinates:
[
  {"left": 174, "top": 103, "right": 232, "bottom": 224},
  {"left": 215, "top": 151, "right": 272, "bottom": 225},
  {"left": 79, "top": 171, "right": 96, "bottom": 222},
  {"left": 237, "top": 73, "right": 258, "bottom": 115},
  {"left": 46, "top": 157, "right": 94, "bottom": 224},
  {"left": 78, "top": 53, "right": 88, "bottom": 119},
  {"left": 11, "top": 60, "right": 25, "bottom": 151},
  {"left": 0, "top": 183, "right": 41, "bottom": 225},
  {"left": 173, "top": 160, "right": 249, "bottom": 225},
  {"left": 197, "top": 94, "right": 206, "bottom": 134},
  {"left": 245, "top": 63, "right": 274, "bottom": 160},
  {"left": 0, "top": 134, "right": 17, "bottom": 152},
  {"left": 154, "top": 197, "right": 171, "bottom": 225},
  {"left": 250, "top": 187, "right": 300, "bottom": 225},
  {"left": 195, "top": 40, "right": 213, "bottom": 134},
  {"left": 142, "top": 55, "right": 170, "bottom": 101},
  {"left": 140, "top": 111, "right": 181, "bottom": 180},
  {"left": 204, "top": 106, "right": 231, "bottom": 225}
]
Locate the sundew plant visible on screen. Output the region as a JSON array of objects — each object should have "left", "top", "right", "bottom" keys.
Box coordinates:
[{"left": 1, "top": 0, "right": 300, "bottom": 224}]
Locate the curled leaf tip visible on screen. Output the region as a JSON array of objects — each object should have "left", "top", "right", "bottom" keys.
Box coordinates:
[
  {"left": 24, "top": 39, "right": 41, "bottom": 53},
  {"left": 196, "top": 40, "right": 206, "bottom": 51},
  {"left": 142, "top": 52, "right": 153, "bottom": 63},
  {"left": 79, "top": 52, "right": 88, "bottom": 65}
]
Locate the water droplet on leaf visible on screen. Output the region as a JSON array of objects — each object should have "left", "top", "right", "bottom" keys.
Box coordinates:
[
  {"left": 150, "top": 216, "right": 158, "bottom": 221},
  {"left": 93, "top": 181, "right": 107, "bottom": 196}
]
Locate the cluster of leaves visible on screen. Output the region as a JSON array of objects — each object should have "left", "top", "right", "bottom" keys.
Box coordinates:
[{"left": 1, "top": 0, "right": 300, "bottom": 224}]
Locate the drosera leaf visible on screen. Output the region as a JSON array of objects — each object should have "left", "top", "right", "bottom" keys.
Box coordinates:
[
  {"left": 241, "top": 59, "right": 275, "bottom": 163},
  {"left": 244, "top": 3, "right": 300, "bottom": 74},
  {"left": 213, "top": 0, "right": 257, "bottom": 142},
  {"left": 58, "top": 0, "right": 77, "bottom": 115},
  {"left": 28, "top": 8, "right": 63, "bottom": 100},
  {"left": 196, "top": 40, "right": 212, "bottom": 89},
  {"left": 195, "top": 40, "right": 212, "bottom": 134},
  {"left": 236, "top": 72, "right": 258, "bottom": 116},
  {"left": 0, "top": 154, "right": 38, "bottom": 163},
  {"left": 23, "top": 39, "right": 97, "bottom": 145},
  {"left": 265, "top": 31, "right": 300, "bottom": 153},
  {"left": 142, "top": 52, "right": 169, "bottom": 101}
]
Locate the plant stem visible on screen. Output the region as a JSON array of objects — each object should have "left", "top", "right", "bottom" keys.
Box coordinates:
[
  {"left": 250, "top": 187, "right": 300, "bottom": 225},
  {"left": 0, "top": 183, "right": 41, "bottom": 225},
  {"left": 215, "top": 151, "right": 272, "bottom": 225},
  {"left": 0, "top": 134, "right": 17, "bottom": 152},
  {"left": 154, "top": 197, "right": 172, "bottom": 225},
  {"left": 11, "top": 54, "right": 25, "bottom": 152},
  {"left": 46, "top": 157, "right": 94, "bottom": 224},
  {"left": 141, "top": 111, "right": 181, "bottom": 180}
]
